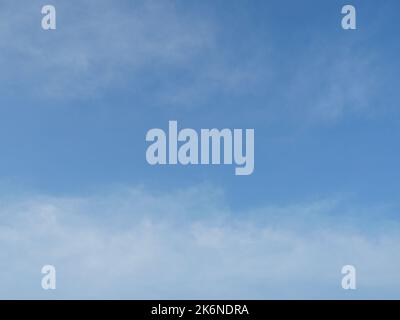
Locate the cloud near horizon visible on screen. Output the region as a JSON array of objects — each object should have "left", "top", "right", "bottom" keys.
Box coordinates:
[{"left": 0, "top": 185, "right": 399, "bottom": 299}]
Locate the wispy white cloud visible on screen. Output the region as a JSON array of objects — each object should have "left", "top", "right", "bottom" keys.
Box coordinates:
[
  {"left": 0, "top": 0, "right": 262, "bottom": 104},
  {"left": 0, "top": 0, "right": 215, "bottom": 98},
  {"left": 0, "top": 185, "right": 399, "bottom": 299},
  {"left": 283, "top": 42, "right": 384, "bottom": 123},
  {"left": 0, "top": 1, "right": 389, "bottom": 124}
]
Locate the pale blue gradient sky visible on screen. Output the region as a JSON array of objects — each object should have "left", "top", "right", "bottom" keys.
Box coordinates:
[{"left": 0, "top": 0, "right": 400, "bottom": 299}]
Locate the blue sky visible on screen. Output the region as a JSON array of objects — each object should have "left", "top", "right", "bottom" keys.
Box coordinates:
[{"left": 0, "top": 0, "right": 400, "bottom": 299}]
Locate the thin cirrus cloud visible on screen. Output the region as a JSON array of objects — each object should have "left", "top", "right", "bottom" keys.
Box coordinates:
[
  {"left": 0, "top": 185, "right": 399, "bottom": 299},
  {"left": 0, "top": 0, "right": 261, "bottom": 104},
  {"left": 282, "top": 44, "right": 383, "bottom": 123},
  {"left": 0, "top": 0, "right": 215, "bottom": 98},
  {"left": 0, "top": 0, "right": 389, "bottom": 124}
]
